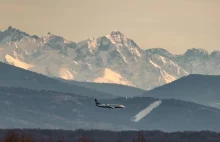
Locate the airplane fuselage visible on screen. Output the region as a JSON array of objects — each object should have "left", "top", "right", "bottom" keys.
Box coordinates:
[
  {"left": 96, "top": 103, "right": 125, "bottom": 109},
  {"left": 95, "top": 99, "right": 125, "bottom": 109}
]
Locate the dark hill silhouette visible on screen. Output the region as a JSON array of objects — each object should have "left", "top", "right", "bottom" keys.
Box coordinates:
[
  {"left": 1, "top": 129, "right": 220, "bottom": 142},
  {"left": 143, "top": 74, "right": 220, "bottom": 109},
  {"left": 1, "top": 86, "right": 220, "bottom": 131},
  {"left": 0, "top": 62, "right": 113, "bottom": 99}
]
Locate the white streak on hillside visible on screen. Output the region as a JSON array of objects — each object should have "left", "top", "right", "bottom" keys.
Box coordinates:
[{"left": 132, "top": 100, "right": 162, "bottom": 122}]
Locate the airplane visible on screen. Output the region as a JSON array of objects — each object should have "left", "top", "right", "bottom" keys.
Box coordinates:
[{"left": 94, "top": 99, "right": 125, "bottom": 109}]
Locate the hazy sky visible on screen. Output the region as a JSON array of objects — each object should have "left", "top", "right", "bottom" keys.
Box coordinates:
[{"left": 0, "top": 0, "right": 219, "bottom": 54}]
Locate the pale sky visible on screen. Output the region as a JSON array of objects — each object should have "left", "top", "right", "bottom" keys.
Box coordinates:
[{"left": 0, "top": 0, "right": 219, "bottom": 54}]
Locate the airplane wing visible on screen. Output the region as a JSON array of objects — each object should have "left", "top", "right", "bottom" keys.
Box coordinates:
[
  {"left": 109, "top": 106, "right": 115, "bottom": 109},
  {"left": 105, "top": 103, "right": 115, "bottom": 109}
]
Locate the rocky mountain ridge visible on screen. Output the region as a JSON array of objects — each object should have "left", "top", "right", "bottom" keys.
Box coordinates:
[{"left": 1, "top": 26, "right": 219, "bottom": 90}]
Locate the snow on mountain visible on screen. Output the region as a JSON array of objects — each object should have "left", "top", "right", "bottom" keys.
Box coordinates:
[
  {"left": 149, "top": 58, "right": 160, "bottom": 68},
  {"left": 148, "top": 58, "right": 176, "bottom": 83},
  {"left": 93, "top": 68, "right": 134, "bottom": 86},
  {"left": 87, "top": 37, "right": 98, "bottom": 53},
  {"left": 160, "top": 70, "right": 176, "bottom": 83},
  {"left": 106, "top": 30, "right": 128, "bottom": 45},
  {"left": 1, "top": 26, "right": 220, "bottom": 90},
  {"left": 4, "top": 54, "right": 34, "bottom": 70},
  {"left": 59, "top": 67, "right": 74, "bottom": 80},
  {"left": 174, "top": 48, "right": 218, "bottom": 74},
  {"left": 147, "top": 53, "right": 189, "bottom": 80}
]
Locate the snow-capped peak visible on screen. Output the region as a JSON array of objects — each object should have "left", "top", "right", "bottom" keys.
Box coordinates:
[
  {"left": 105, "top": 30, "right": 140, "bottom": 50},
  {"left": 42, "top": 32, "right": 74, "bottom": 45},
  {"left": 110, "top": 30, "right": 125, "bottom": 37},
  {"left": 93, "top": 68, "right": 134, "bottom": 86},
  {"left": 42, "top": 33, "right": 70, "bottom": 48},
  {"left": 105, "top": 30, "right": 128, "bottom": 45}
]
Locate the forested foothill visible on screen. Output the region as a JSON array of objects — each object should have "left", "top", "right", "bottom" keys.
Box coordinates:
[{"left": 1, "top": 129, "right": 220, "bottom": 142}]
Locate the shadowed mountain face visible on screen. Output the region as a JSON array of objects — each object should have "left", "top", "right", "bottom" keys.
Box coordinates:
[
  {"left": 0, "top": 62, "right": 114, "bottom": 99},
  {"left": 3, "top": 26, "right": 220, "bottom": 90},
  {"left": 143, "top": 74, "right": 220, "bottom": 109},
  {"left": 1, "top": 86, "right": 220, "bottom": 132}
]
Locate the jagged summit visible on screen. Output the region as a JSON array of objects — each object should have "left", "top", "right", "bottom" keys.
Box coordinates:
[
  {"left": 45, "top": 32, "right": 62, "bottom": 38},
  {"left": 42, "top": 32, "right": 75, "bottom": 45},
  {"left": 210, "top": 50, "right": 220, "bottom": 58},
  {"left": 0, "top": 26, "right": 28, "bottom": 42},
  {"left": 0, "top": 26, "right": 39, "bottom": 42},
  {"left": 5, "top": 26, "right": 29, "bottom": 36},
  {"left": 107, "top": 30, "right": 127, "bottom": 39},
  {"left": 145, "top": 48, "right": 174, "bottom": 58},
  {"left": 1, "top": 26, "right": 220, "bottom": 90},
  {"left": 184, "top": 48, "right": 209, "bottom": 57},
  {"left": 110, "top": 30, "right": 125, "bottom": 35},
  {"left": 104, "top": 30, "right": 140, "bottom": 49},
  {"left": 7, "top": 26, "right": 14, "bottom": 31}
]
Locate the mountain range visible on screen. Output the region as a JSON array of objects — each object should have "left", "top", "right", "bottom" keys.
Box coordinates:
[{"left": 1, "top": 26, "right": 220, "bottom": 90}]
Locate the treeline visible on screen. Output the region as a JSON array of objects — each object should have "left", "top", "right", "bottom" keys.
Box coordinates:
[{"left": 1, "top": 129, "right": 220, "bottom": 142}]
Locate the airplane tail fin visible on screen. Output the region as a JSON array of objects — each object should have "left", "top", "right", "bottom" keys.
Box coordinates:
[{"left": 95, "top": 99, "right": 100, "bottom": 106}]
